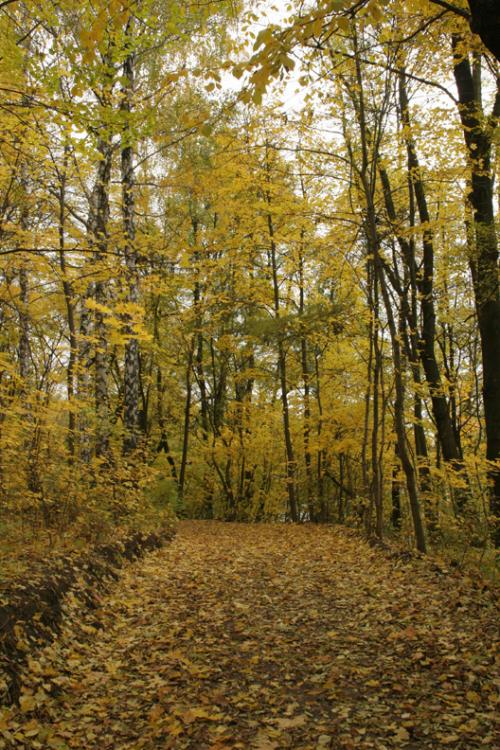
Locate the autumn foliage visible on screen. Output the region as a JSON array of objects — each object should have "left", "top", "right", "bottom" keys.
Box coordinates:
[
  {"left": 1, "top": 523, "right": 498, "bottom": 748},
  {"left": 0, "top": 0, "right": 499, "bottom": 560}
]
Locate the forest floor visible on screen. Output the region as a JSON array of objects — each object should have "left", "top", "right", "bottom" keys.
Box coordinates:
[{"left": 1, "top": 521, "right": 498, "bottom": 750}]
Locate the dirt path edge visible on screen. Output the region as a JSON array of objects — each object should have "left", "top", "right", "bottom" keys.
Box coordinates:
[{"left": 0, "top": 525, "right": 176, "bottom": 705}]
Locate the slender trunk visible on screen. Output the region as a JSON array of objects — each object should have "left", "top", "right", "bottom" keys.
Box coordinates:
[
  {"left": 18, "top": 260, "right": 40, "bottom": 496},
  {"left": 18, "top": 266, "right": 31, "bottom": 383},
  {"left": 299, "top": 250, "right": 314, "bottom": 520},
  {"left": 121, "top": 41, "right": 141, "bottom": 454},
  {"left": 77, "top": 284, "right": 93, "bottom": 464},
  {"left": 378, "top": 264, "right": 427, "bottom": 552},
  {"left": 361, "top": 309, "right": 373, "bottom": 528},
  {"left": 90, "top": 141, "right": 113, "bottom": 460},
  {"left": 346, "top": 36, "right": 385, "bottom": 538},
  {"left": 57, "top": 147, "right": 77, "bottom": 460},
  {"left": 268, "top": 232, "right": 299, "bottom": 522},
  {"left": 195, "top": 325, "right": 209, "bottom": 438},
  {"left": 338, "top": 454, "right": 345, "bottom": 523},
  {"left": 191, "top": 230, "right": 210, "bottom": 440},
  {"left": 370, "top": 265, "right": 383, "bottom": 539},
  {"left": 264, "top": 149, "right": 298, "bottom": 522},
  {"left": 314, "top": 349, "right": 327, "bottom": 521},
  {"left": 211, "top": 339, "right": 228, "bottom": 436},
  {"left": 156, "top": 366, "right": 178, "bottom": 481},
  {"left": 178, "top": 343, "right": 194, "bottom": 502},
  {"left": 391, "top": 442, "right": 402, "bottom": 530},
  {"left": 399, "top": 70, "right": 468, "bottom": 510},
  {"left": 378, "top": 162, "right": 436, "bottom": 527}
]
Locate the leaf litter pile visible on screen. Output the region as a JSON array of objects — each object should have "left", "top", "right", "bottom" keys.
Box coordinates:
[{"left": 1, "top": 522, "right": 498, "bottom": 749}]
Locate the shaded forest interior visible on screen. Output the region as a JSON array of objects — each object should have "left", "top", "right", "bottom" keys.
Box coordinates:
[{"left": 0, "top": 0, "right": 499, "bottom": 563}]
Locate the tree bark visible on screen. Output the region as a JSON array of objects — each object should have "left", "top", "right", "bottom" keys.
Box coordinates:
[
  {"left": 57, "top": 146, "right": 77, "bottom": 460},
  {"left": 178, "top": 343, "right": 194, "bottom": 503},
  {"left": 87, "top": 139, "right": 113, "bottom": 460},
  {"left": 298, "top": 247, "right": 314, "bottom": 521},
  {"left": 467, "top": 1, "right": 500, "bottom": 61},
  {"left": 378, "top": 263, "right": 427, "bottom": 552},
  {"left": 265, "top": 146, "right": 298, "bottom": 522},
  {"left": 452, "top": 43, "right": 500, "bottom": 544},
  {"left": 399, "top": 71, "right": 468, "bottom": 510},
  {"left": 121, "top": 35, "right": 141, "bottom": 455}
]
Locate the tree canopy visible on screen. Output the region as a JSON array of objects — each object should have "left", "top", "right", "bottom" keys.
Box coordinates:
[{"left": 0, "top": 0, "right": 498, "bottom": 556}]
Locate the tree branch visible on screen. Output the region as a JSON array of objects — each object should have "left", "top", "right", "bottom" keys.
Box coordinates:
[{"left": 429, "top": 0, "right": 471, "bottom": 20}]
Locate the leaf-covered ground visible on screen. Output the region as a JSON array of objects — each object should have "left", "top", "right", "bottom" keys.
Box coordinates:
[{"left": 1, "top": 522, "right": 498, "bottom": 749}]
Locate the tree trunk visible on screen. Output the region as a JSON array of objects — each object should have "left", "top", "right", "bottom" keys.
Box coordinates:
[
  {"left": 178, "top": 343, "right": 194, "bottom": 503},
  {"left": 452, "top": 43, "right": 500, "bottom": 544},
  {"left": 391, "top": 442, "right": 402, "bottom": 530},
  {"left": 378, "top": 163, "right": 437, "bottom": 528},
  {"left": 349, "top": 40, "right": 384, "bottom": 539},
  {"left": 399, "top": 71, "right": 468, "bottom": 510},
  {"left": 467, "top": 1, "right": 500, "bottom": 61},
  {"left": 299, "top": 249, "right": 314, "bottom": 521},
  {"left": 378, "top": 264, "right": 427, "bottom": 552},
  {"left": 121, "top": 38, "right": 141, "bottom": 455},
  {"left": 314, "top": 349, "right": 327, "bottom": 521},
  {"left": 87, "top": 139, "right": 112, "bottom": 460},
  {"left": 57, "top": 147, "right": 77, "bottom": 460},
  {"left": 156, "top": 366, "right": 178, "bottom": 481},
  {"left": 265, "top": 147, "right": 298, "bottom": 522}
]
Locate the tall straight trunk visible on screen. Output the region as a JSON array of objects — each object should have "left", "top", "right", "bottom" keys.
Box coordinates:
[
  {"left": 0, "top": 288, "right": 7, "bottom": 499},
  {"left": 378, "top": 163, "right": 436, "bottom": 526},
  {"left": 195, "top": 324, "right": 209, "bottom": 439},
  {"left": 349, "top": 40, "right": 384, "bottom": 539},
  {"left": 298, "top": 228, "right": 314, "bottom": 520},
  {"left": 297, "top": 174, "right": 314, "bottom": 520},
  {"left": 210, "top": 339, "right": 228, "bottom": 436},
  {"left": 152, "top": 300, "right": 178, "bottom": 481},
  {"left": 18, "top": 265, "right": 31, "bottom": 383},
  {"left": 94, "top": 303, "right": 110, "bottom": 459},
  {"left": 121, "top": 39, "right": 141, "bottom": 454},
  {"left": 191, "top": 229, "right": 210, "bottom": 440},
  {"left": 87, "top": 140, "right": 112, "bottom": 459},
  {"left": 16, "top": 214, "right": 33, "bottom": 393},
  {"left": 452, "top": 42, "right": 500, "bottom": 545},
  {"left": 156, "top": 366, "right": 178, "bottom": 481},
  {"left": 191, "top": 227, "right": 212, "bottom": 516},
  {"left": 399, "top": 71, "right": 467, "bottom": 510},
  {"left": 15, "top": 201, "right": 42, "bottom": 498},
  {"left": 300, "top": 317, "right": 313, "bottom": 520},
  {"left": 235, "top": 351, "right": 256, "bottom": 508},
  {"left": 18, "top": 260, "right": 40, "bottom": 496},
  {"left": 314, "top": 349, "right": 327, "bottom": 521},
  {"left": 264, "top": 147, "right": 298, "bottom": 522},
  {"left": 77, "top": 283, "right": 93, "bottom": 464},
  {"left": 267, "top": 210, "right": 298, "bottom": 522},
  {"left": 361, "top": 307, "right": 373, "bottom": 528},
  {"left": 378, "top": 264, "right": 427, "bottom": 552},
  {"left": 391, "top": 442, "right": 402, "bottom": 530},
  {"left": 178, "top": 343, "right": 194, "bottom": 502},
  {"left": 369, "top": 264, "right": 383, "bottom": 539},
  {"left": 57, "top": 147, "right": 77, "bottom": 460}
]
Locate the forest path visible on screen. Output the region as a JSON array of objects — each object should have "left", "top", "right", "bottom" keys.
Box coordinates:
[{"left": 7, "top": 522, "right": 498, "bottom": 750}]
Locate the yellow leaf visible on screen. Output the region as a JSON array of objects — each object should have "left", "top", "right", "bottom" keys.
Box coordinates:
[
  {"left": 19, "top": 695, "right": 36, "bottom": 713},
  {"left": 275, "top": 714, "right": 307, "bottom": 729},
  {"left": 466, "top": 690, "right": 481, "bottom": 704},
  {"left": 393, "top": 727, "right": 410, "bottom": 743},
  {"left": 149, "top": 704, "right": 164, "bottom": 723}
]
